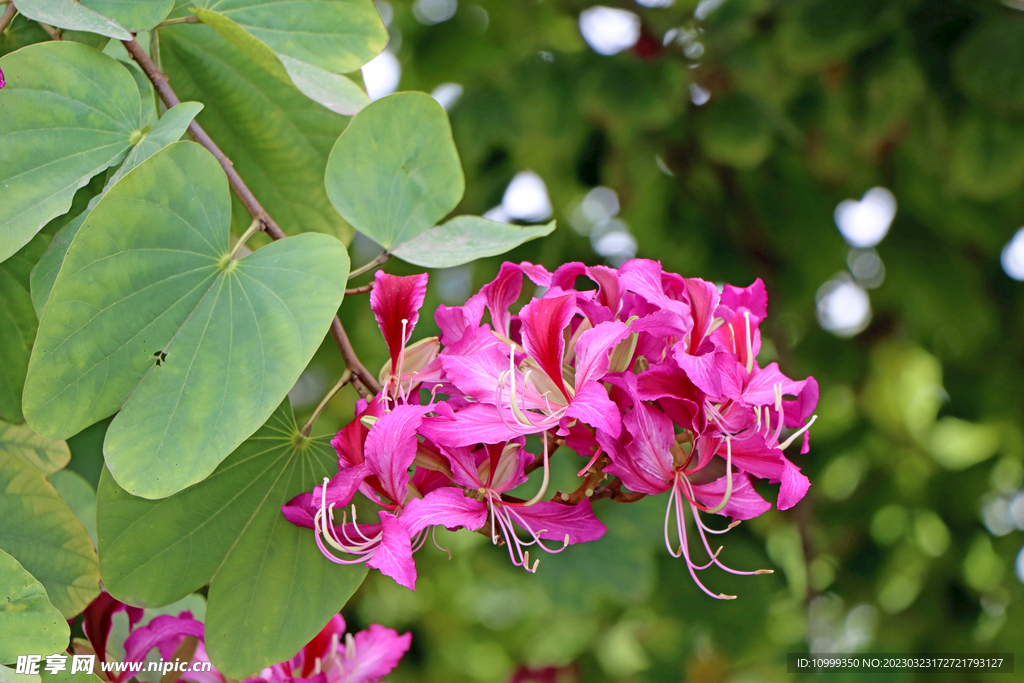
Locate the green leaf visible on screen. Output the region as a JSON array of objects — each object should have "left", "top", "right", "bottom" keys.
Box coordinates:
[
  {"left": 193, "top": 8, "right": 369, "bottom": 115},
  {"left": 12, "top": 0, "right": 132, "bottom": 40},
  {"left": 0, "top": 235, "right": 45, "bottom": 422},
  {"left": 97, "top": 402, "right": 367, "bottom": 678},
  {"left": 0, "top": 451, "right": 101, "bottom": 618},
  {"left": 392, "top": 217, "right": 556, "bottom": 268},
  {"left": 697, "top": 92, "right": 773, "bottom": 170},
  {"left": 0, "top": 420, "right": 70, "bottom": 476},
  {"left": 0, "top": 664, "right": 41, "bottom": 683},
  {"left": 191, "top": 0, "right": 387, "bottom": 74},
  {"left": 24, "top": 142, "right": 349, "bottom": 499},
  {"left": 48, "top": 470, "right": 98, "bottom": 548},
  {"left": 954, "top": 18, "right": 1024, "bottom": 111},
  {"left": 0, "top": 547, "right": 70, "bottom": 663},
  {"left": 29, "top": 102, "right": 204, "bottom": 318},
  {"left": 325, "top": 92, "right": 465, "bottom": 250},
  {"left": 159, "top": 24, "right": 354, "bottom": 239},
  {"left": 0, "top": 42, "right": 144, "bottom": 263},
  {"left": 80, "top": 0, "right": 175, "bottom": 31}
]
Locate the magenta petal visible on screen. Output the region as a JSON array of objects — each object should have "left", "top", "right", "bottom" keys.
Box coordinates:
[
  {"left": 478, "top": 261, "right": 551, "bottom": 336},
  {"left": 717, "top": 434, "right": 786, "bottom": 482},
  {"left": 564, "top": 382, "right": 621, "bottom": 439},
  {"left": 366, "top": 512, "right": 417, "bottom": 590},
  {"left": 123, "top": 612, "right": 205, "bottom": 664},
  {"left": 319, "top": 464, "right": 372, "bottom": 511},
  {"left": 573, "top": 320, "right": 631, "bottom": 387},
  {"left": 619, "top": 259, "right": 692, "bottom": 327},
  {"left": 690, "top": 472, "right": 771, "bottom": 520},
  {"left": 621, "top": 398, "right": 675, "bottom": 484},
  {"left": 370, "top": 271, "right": 429, "bottom": 374},
  {"left": 683, "top": 278, "right": 720, "bottom": 348},
  {"left": 519, "top": 293, "right": 576, "bottom": 398},
  {"left": 420, "top": 402, "right": 545, "bottom": 447},
  {"left": 440, "top": 345, "right": 549, "bottom": 409},
  {"left": 777, "top": 459, "right": 811, "bottom": 510},
  {"left": 508, "top": 499, "right": 607, "bottom": 544},
  {"left": 339, "top": 625, "right": 413, "bottom": 683},
  {"left": 673, "top": 340, "right": 723, "bottom": 399},
  {"left": 364, "top": 404, "right": 432, "bottom": 503},
  {"left": 282, "top": 492, "right": 318, "bottom": 529},
  {"left": 435, "top": 295, "right": 486, "bottom": 346},
  {"left": 719, "top": 277, "right": 767, "bottom": 323},
  {"left": 401, "top": 487, "right": 489, "bottom": 536}
]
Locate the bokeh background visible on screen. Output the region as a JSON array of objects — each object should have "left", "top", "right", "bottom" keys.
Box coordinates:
[{"left": 42, "top": 0, "right": 1024, "bottom": 680}]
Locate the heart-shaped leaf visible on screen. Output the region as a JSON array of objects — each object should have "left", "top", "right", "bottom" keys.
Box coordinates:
[
  {"left": 193, "top": 8, "right": 369, "bottom": 115},
  {"left": 0, "top": 547, "right": 70, "bottom": 662},
  {"left": 80, "top": 0, "right": 175, "bottom": 31},
  {"left": 30, "top": 102, "right": 205, "bottom": 318},
  {"left": 0, "top": 664, "right": 42, "bottom": 683},
  {"left": 48, "top": 470, "right": 98, "bottom": 548},
  {"left": 191, "top": 0, "right": 387, "bottom": 74},
  {"left": 392, "top": 216, "right": 557, "bottom": 268},
  {"left": 0, "top": 235, "right": 45, "bottom": 422},
  {"left": 0, "top": 450, "right": 101, "bottom": 618},
  {"left": 0, "top": 42, "right": 144, "bottom": 263},
  {"left": 325, "top": 92, "right": 465, "bottom": 250},
  {"left": 159, "top": 24, "right": 353, "bottom": 238},
  {"left": 24, "top": 142, "right": 350, "bottom": 499},
  {"left": 0, "top": 420, "right": 70, "bottom": 476},
  {"left": 13, "top": 0, "right": 132, "bottom": 40},
  {"left": 97, "top": 401, "right": 367, "bottom": 678}
]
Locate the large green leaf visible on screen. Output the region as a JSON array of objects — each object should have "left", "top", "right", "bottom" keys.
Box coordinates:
[
  {"left": 81, "top": 0, "right": 175, "bottom": 31},
  {"left": 0, "top": 665, "right": 41, "bottom": 683},
  {"left": 0, "top": 235, "right": 45, "bottom": 422},
  {"left": 0, "top": 451, "right": 101, "bottom": 618},
  {"left": 97, "top": 402, "right": 367, "bottom": 678},
  {"left": 24, "top": 142, "right": 349, "bottom": 499},
  {"left": 0, "top": 548, "right": 70, "bottom": 663},
  {"left": 392, "top": 217, "right": 557, "bottom": 268},
  {"left": 48, "top": 470, "right": 98, "bottom": 548},
  {"left": 0, "top": 42, "right": 144, "bottom": 263},
  {"left": 193, "top": 8, "right": 370, "bottom": 115},
  {"left": 29, "top": 102, "right": 205, "bottom": 317},
  {"left": 159, "top": 24, "right": 353, "bottom": 239},
  {"left": 191, "top": 0, "right": 387, "bottom": 74},
  {"left": 13, "top": 0, "right": 132, "bottom": 40},
  {"left": 0, "top": 421, "right": 70, "bottom": 476},
  {"left": 325, "top": 92, "right": 465, "bottom": 250}
]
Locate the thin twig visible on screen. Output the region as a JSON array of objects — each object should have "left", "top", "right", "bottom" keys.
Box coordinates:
[
  {"left": 37, "top": 21, "right": 61, "bottom": 40},
  {"left": 0, "top": 4, "right": 16, "bottom": 35},
  {"left": 591, "top": 477, "right": 647, "bottom": 503},
  {"left": 155, "top": 16, "right": 199, "bottom": 27},
  {"left": 301, "top": 371, "right": 353, "bottom": 436},
  {"left": 348, "top": 251, "right": 390, "bottom": 279},
  {"left": 122, "top": 36, "right": 383, "bottom": 396},
  {"left": 345, "top": 283, "right": 374, "bottom": 296},
  {"left": 122, "top": 38, "right": 287, "bottom": 240},
  {"left": 553, "top": 455, "right": 611, "bottom": 505},
  {"left": 330, "top": 318, "right": 381, "bottom": 394}
]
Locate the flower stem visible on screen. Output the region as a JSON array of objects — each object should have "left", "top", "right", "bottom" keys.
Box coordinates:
[
  {"left": 348, "top": 250, "right": 390, "bottom": 279},
  {"left": 228, "top": 218, "right": 261, "bottom": 261},
  {"left": 301, "top": 371, "right": 353, "bottom": 436},
  {"left": 155, "top": 16, "right": 199, "bottom": 27}
]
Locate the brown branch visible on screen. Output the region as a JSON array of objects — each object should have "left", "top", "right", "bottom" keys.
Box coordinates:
[
  {"left": 553, "top": 455, "right": 611, "bottom": 505},
  {"left": 591, "top": 477, "right": 647, "bottom": 503},
  {"left": 0, "top": 4, "right": 17, "bottom": 35},
  {"left": 122, "top": 38, "right": 286, "bottom": 241},
  {"left": 122, "top": 36, "right": 383, "bottom": 396},
  {"left": 345, "top": 283, "right": 374, "bottom": 296}
]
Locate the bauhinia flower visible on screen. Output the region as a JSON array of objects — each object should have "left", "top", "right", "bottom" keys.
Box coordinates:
[
  {"left": 283, "top": 259, "right": 818, "bottom": 599},
  {"left": 79, "top": 592, "right": 410, "bottom": 683}
]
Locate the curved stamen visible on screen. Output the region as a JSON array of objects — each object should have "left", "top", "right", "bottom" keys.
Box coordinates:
[
  {"left": 779, "top": 414, "right": 818, "bottom": 451},
  {"left": 514, "top": 433, "right": 551, "bottom": 507},
  {"left": 744, "top": 311, "right": 754, "bottom": 375}
]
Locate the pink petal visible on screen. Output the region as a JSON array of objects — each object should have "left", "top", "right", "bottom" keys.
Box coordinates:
[
  {"left": 401, "top": 487, "right": 489, "bottom": 536},
  {"left": 718, "top": 278, "right": 767, "bottom": 324},
  {"left": 744, "top": 363, "right": 819, "bottom": 428},
  {"left": 123, "top": 612, "right": 205, "bottom": 664},
  {"left": 440, "top": 345, "right": 549, "bottom": 409},
  {"left": 435, "top": 295, "right": 486, "bottom": 346},
  {"left": 709, "top": 433, "right": 786, "bottom": 482},
  {"left": 777, "top": 458, "right": 811, "bottom": 510},
  {"left": 366, "top": 512, "right": 417, "bottom": 590},
  {"left": 281, "top": 492, "right": 318, "bottom": 529},
  {"left": 420, "top": 402, "right": 546, "bottom": 447},
  {"left": 683, "top": 278, "right": 720, "bottom": 349},
  {"left": 619, "top": 259, "right": 692, "bottom": 327},
  {"left": 478, "top": 261, "right": 551, "bottom": 336},
  {"left": 519, "top": 293, "right": 576, "bottom": 399},
  {"left": 672, "top": 339, "right": 723, "bottom": 399},
  {"left": 564, "top": 382, "right": 622, "bottom": 439},
  {"left": 364, "top": 404, "right": 432, "bottom": 504},
  {"left": 689, "top": 472, "right": 771, "bottom": 520},
  {"left": 507, "top": 499, "right": 607, "bottom": 544},
  {"left": 370, "top": 271, "right": 429, "bottom": 374},
  {"left": 573, "top": 320, "right": 631, "bottom": 387},
  {"left": 339, "top": 625, "right": 412, "bottom": 683}
]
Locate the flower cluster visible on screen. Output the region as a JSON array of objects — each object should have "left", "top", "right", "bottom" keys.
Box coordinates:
[
  {"left": 283, "top": 259, "right": 818, "bottom": 599},
  {"left": 81, "top": 592, "right": 410, "bottom": 683}
]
